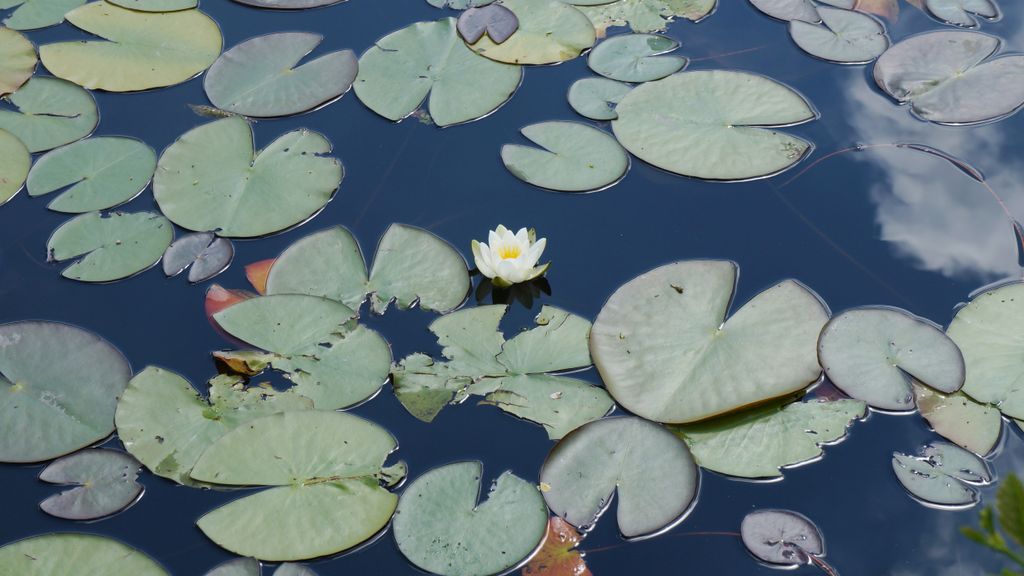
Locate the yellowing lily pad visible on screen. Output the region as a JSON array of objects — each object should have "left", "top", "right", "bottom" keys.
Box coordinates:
[
  {"left": 0, "top": 26, "right": 35, "bottom": 95},
  {"left": 580, "top": 0, "right": 716, "bottom": 34},
  {"left": 468, "top": 0, "right": 595, "bottom": 65},
  {"left": 0, "top": 534, "right": 167, "bottom": 575},
  {"left": 0, "top": 127, "right": 29, "bottom": 206}
]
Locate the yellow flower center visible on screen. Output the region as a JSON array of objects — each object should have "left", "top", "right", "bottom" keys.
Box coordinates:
[{"left": 498, "top": 245, "right": 522, "bottom": 260}]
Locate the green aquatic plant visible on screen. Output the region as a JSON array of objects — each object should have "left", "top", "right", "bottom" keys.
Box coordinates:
[{"left": 962, "top": 474, "right": 1024, "bottom": 574}]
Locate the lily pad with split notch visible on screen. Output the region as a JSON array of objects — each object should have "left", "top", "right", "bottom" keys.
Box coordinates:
[
  {"left": 892, "top": 441, "right": 992, "bottom": 507},
  {"left": 587, "top": 33, "right": 686, "bottom": 82},
  {"left": 0, "top": 76, "right": 98, "bottom": 153},
  {"left": 567, "top": 77, "right": 631, "bottom": 120},
  {"left": 0, "top": 533, "right": 168, "bottom": 575},
  {"left": 790, "top": 6, "right": 889, "bottom": 64},
  {"left": 580, "top": 0, "right": 717, "bottom": 35},
  {"left": 39, "top": 448, "right": 143, "bottom": 520},
  {"left": 162, "top": 232, "right": 234, "bottom": 283},
  {"left": 467, "top": 0, "right": 595, "bottom": 65},
  {"left": 0, "top": 127, "right": 29, "bottom": 206},
  {"left": 924, "top": 0, "right": 998, "bottom": 28},
  {"left": 48, "top": 211, "right": 173, "bottom": 282},
  {"left": 741, "top": 509, "right": 824, "bottom": 567},
  {"left": 0, "top": 0, "right": 85, "bottom": 30},
  {"left": 457, "top": 4, "right": 518, "bottom": 44},
  {"left": 501, "top": 121, "right": 630, "bottom": 192},
  {"left": 0, "top": 27, "right": 35, "bottom": 95}
]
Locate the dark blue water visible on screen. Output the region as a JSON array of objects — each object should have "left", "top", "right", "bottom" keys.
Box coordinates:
[{"left": 2, "top": 0, "right": 1024, "bottom": 574}]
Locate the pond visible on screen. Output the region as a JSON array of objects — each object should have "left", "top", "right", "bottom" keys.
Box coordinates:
[{"left": 1, "top": 0, "right": 1023, "bottom": 574}]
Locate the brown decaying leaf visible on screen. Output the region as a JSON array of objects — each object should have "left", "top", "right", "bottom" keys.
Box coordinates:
[
  {"left": 854, "top": 0, "right": 900, "bottom": 20},
  {"left": 245, "top": 258, "right": 275, "bottom": 295},
  {"left": 523, "top": 517, "right": 592, "bottom": 576},
  {"left": 204, "top": 284, "right": 253, "bottom": 322}
]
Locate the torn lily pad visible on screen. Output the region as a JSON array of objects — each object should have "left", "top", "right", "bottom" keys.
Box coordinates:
[
  {"left": 591, "top": 260, "right": 829, "bottom": 423},
  {"left": 467, "top": 0, "right": 595, "bottom": 65},
  {"left": 0, "top": 76, "right": 97, "bottom": 153},
  {"left": 893, "top": 441, "right": 992, "bottom": 507},
  {"left": 567, "top": 77, "right": 631, "bottom": 120},
  {"left": 0, "top": 0, "right": 85, "bottom": 30},
  {"left": 580, "top": 0, "right": 716, "bottom": 35},
  {"left": 924, "top": 0, "right": 998, "bottom": 28},
  {"left": 914, "top": 383, "right": 1002, "bottom": 456},
  {"left": 0, "top": 27, "right": 35, "bottom": 95},
  {"left": 264, "top": 224, "right": 470, "bottom": 314},
  {"left": 457, "top": 4, "right": 519, "bottom": 44},
  {"left": 587, "top": 33, "right": 686, "bottom": 82},
  {"left": 749, "top": 0, "right": 819, "bottom": 22},
  {"left": 790, "top": 7, "right": 889, "bottom": 64},
  {"left": 205, "top": 32, "right": 357, "bottom": 118},
  {"left": 39, "top": 448, "right": 143, "bottom": 520},
  {"left": 39, "top": 2, "right": 223, "bottom": 92},
  {"left": 193, "top": 410, "right": 404, "bottom": 561},
  {"left": 108, "top": 0, "right": 199, "bottom": 11},
  {"left": 27, "top": 137, "right": 157, "bottom": 213},
  {"left": 154, "top": 116, "right": 343, "bottom": 238},
  {"left": 501, "top": 121, "right": 630, "bottom": 193},
  {"left": 540, "top": 416, "right": 699, "bottom": 537},
  {"left": 0, "top": 533, "right": 167, "bottom": 575},
  {"left": 0, "top": 127, "right": 29, "bottom": 206},
  {"left": 163, "top": 232, "right": 234, "bottom": 283},
  {"left": 522, "top": 517, "right": 591, "bottom": 576},
  {"left": 355, "top": 18, "right": 521, "bottom": 127},
  {"left": 741, "top": 509, "right": 825, "bottom": 568},
  {"left": 0, "top": 320, "right": 131, "bottom": 463},
  {"left": 48, "top": 211, "right": 173, "bottom": 282},
  {"left": 393, "top": 305, "right": 614, "bottom": 439},
  {"left": 393, "top": 461, "right": 548, "bottom": 576}
]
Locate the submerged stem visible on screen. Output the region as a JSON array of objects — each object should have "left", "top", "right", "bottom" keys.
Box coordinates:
[{"left": 811, "top": 554, "right": 840, "bottom": 576}]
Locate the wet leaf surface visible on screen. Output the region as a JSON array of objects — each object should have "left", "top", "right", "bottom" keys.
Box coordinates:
[
  {"left": 39, "top": 448, "right": 143, "bottom": 520},
  {"left": 741, "top": 509, "right": 824, "bottom": 567},
  {"left": 893, "top": 441, "right": 992, "bottom": 507},
  {"left": 521, "top": 517, "right": 591, "bottom": 576},
  {"left": 913, "top": 383, "right": 1002, "bottom": 456},
  {"left": 0, "top": 76, "right": 97, "bottom": 153}
]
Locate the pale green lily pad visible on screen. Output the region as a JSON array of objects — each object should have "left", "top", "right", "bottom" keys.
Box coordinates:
[
  {"left": 232, "top": 0, "right": 345, "bottom": 7},
  {"left": 913, "top": 382, "right": 1002, "bottom": 456},
  {"left": 108, "top": 0, "right": 198, "bottom": 11},
  {"left": 162, "top": 232, "right": 233, "bottom": 283},
  {"left": 817, "top": 307, "right": 964, "bottom": 411},
  {"left": 741, "top": 510, "right": 824, "bottom": 567},
  {"left": 587, "top": 33, "right": 686, "bottom": 82},
  {"left": 264, "top": 224, "right": 470, "bottom": 314},
  {"left": 393, "top": 305, "right": 614, "bottom": 439},
  {"left": 115, "top": 367, "right": 313, "bottom": 485},
  {"left": 0, "top": 127, "right": 29, "bottom": 206},
  {"left": 501, "top": 121, "right": 630, "bottom": 193},
  {"left": 0, "top": 76, "right": 97, "bottom": 153},
  {"left": 206, "top": 560, "right": 318, "bottom": 576},
  {"left": 0, "top": 27, "right": 35, "bottom": 95},
  {"left": 47, "top": 211, "right": 173, "bottom": 282},
  {"left": 892, "top": 441, "right": 991, "bottom": 507},
  {"left": 749, "top": 0, "right": 819, "bottom": 22},
  {"left": 540, "top": 416, "right": 699, "bottom": 537},
  {"left": 39, "top": 448, "right": 143, "bottom": 520},
  {"left": 39, "top": 2, "right": 223, "bottom": 92},
  {"left": 427, "top": 0, "right": 494, "bottom": 7},
  {"left": 672, "top": 398, "right": 865, "bottom": 478},
  {"left": 0, "top": 0, "right": 84, "bottom": 30},
  {"left": 393, "top": 461, "right": 548, "bottom": 576},
  {"left": 153, "top": 116, "right": 343, "bottom": 238},
  {"left": 468, "top": 0, "right": 595, "bottom": 65},
  {"left": 355, "top": 18, "right": 521, "bottom": 127},
  {"left": 205, "top": 32, "right": 357, "bottom": 118},
  {"left": 611, "top": 70, "right": 816, "bottom": 181},
  {"left": 924, "top": 0, "right": 998, "bottom": 28},
  {"left": 27, "top": 137, "right": 157, "bottom": 213},
  {"left": 0, "top": 320, "right": 131, "bottom": 463},
  {"left": 567, "top": 77, "right": 632, "bottom": 120},
  {"left": 193, "top": 410, "right": 403, "bottom": 561},
  {"left": 580, "top": 0, "right": 716, "bottom": 35},
  {"left": 0, "top": 534, "right": 167, "bottom": 575},
  {"left": 591, "top": 260, "right": 829, "bottom": 423},
  {"left": 790, "top": 7, "right": 889, "bottom": 64}
]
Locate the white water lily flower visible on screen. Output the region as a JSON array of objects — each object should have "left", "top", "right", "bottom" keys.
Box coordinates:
[{"left": 471, "top": 225, "right": 549, "bottom": 287}]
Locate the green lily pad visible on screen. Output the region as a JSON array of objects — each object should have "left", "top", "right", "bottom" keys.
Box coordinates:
[
  {"left": 393, "top": 305, "right": 614, "bottom": 439},
  {"left": 108, "top": 0, "right": 198, "bottom": 11},
  {"left": 913, "top": 383, "right": 1002, "bottom": 456},
  {"left": 501, "top": 121, "right": 630, "bottom": 193},
  {"left": 790, "top": 7, "right": 889, "bottom": 64},
  {"left": 893, "top": 441, "right": 991, "bottom": 507},
  {"left": 540, "top": 416, "right": 699, "bottom": 537},
  {"left": 39, "top": 2, "right": 223, "bottom": 92},
  {"left": 567, "top": 77, "right": 632, "bottom": 120},
  {"left": 587, "top": 33, "right": 686, "bottom": 82},
  {"left": 153, "top": 116, "right": 343, "bottom": 238},
  {"left": 393, "top": 461, "right": 548, "bottom": 576},
  {"left": 611, "top": 70, "right": 816, "bottom": 181},
  {"left": 672, "top": 398, "right": 865, "bottom": 478},
  {"left": 0, "top": 534, "right": 167, "bottom": 575},
  {"left": 232, "top": 0, "right": 345, "bottom": 7},
  {"left": 924, "top": 0, "right": 998, "bottom": 27},
  {"left": 47, "top": 211, "right": 173, "bottom": 282},
  {"left": 0, "top": 76, "right": 97, "bottom": 153},
  {"left": 817, "top": 307, "right": 964, "bottom": 411},
  {"left": 39, "top": 448, "right": 143, "bottom": 520},
  {"left": 205, "top": 32, "right": 357, "bottom": 118},
  {"left": 749, "top": 0, "right": 819, "bottom": 22},
  {"left": 115, "top": 367, "right": 313, "bottom": 485},
  {"left": 0, "top": 27, "right": 35, "bottom": 95},
  {"left": 205, "top": 559, "right": 318, "bottom": 576},
  {"left": 741, "top": 510, "right": 824, "bottom": 567},
  {"left": 264, "top": 224, "right": 470, "bottom": 314},
  {"left": 27, "top": 137, "right": 157, "bottom": 213},
  {"left": 0, "top": 127, "right": 29, "bottom": 206},
  {"left": 467, "top": 0, "right": 595, "bottom": 65},
  {"left": 192, "top": 410, "right": 403, "bottom": 561},
  {"left": 0, "top": 0, "right": 85, "bottom": 30},
  {"left": 0, "top": 320, "right": 131, "bottom": 463},
  {"left": 354, "top": 18, "right": 521, "bottom": 127},
  {"left": 591, "top": 260, "right": 829, "bottom": 423},
  {"left": 580, "top": 0, "right": 716, "bottom": 34}
]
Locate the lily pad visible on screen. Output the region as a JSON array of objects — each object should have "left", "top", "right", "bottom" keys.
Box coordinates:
[
  {"left": 231, "top": 0, "right": 345, "bottom": 7},
  {"left": 427, "top": 0, "right": 494, "bottom": 7},
  {"left": 116, "top": 367, "right": 313, "bottom": 485},
  {"left": 873, "top": 30, "right": 1024, "bottom": 124},
  {"left": 924, "top": 0, "right": 998, "bottom": 28},
  {"left": 741, "top": 509, "right": 824, "bottom": 567},
  {"left": 672, "top": 398, "right": 865, "bottom": 478},
  {"left": 0, "top": 320, "right": 131, "bottom": 463},
  {"left": 162, "top": 232, "right": 234, "bottom": 283},
  {"left": 193, "top": 410, "right": 403, "bottom": 561},
  {"left": 39, "top": 448, "right": 143, "bottom": 520},
  {"left": 153, "top": 116, "right": 343, "bottom": 238},
  {"left": 205, "top": 32, "right": 357, "bottom": 118},
  {"left": 501, "top": 121, "right": 630, "bottom": 193},
  {"left": 354, "top": 18, "right": 521, "bottom": 127},
  {"left": 587, "top": 33, "right": 686, "bottom": 82},
  {"left": 521, "top": 517, "right": 592, "bottom": 576},
  {"left": 27, "top": 137, "right": 157, "bottom": 213},
  {"left": 47, "top": 211, "right": 173, "bottom": 282},
  {"left": 892, "top": 441, "right": 992, "bottom": 507},
  {"left": 0, "top": 27, "right": 34, "bottom": 95},
  {"left": 817, "top": 307, "right": 964, "bottom": 411},
  {"left": 611, "top": 70, "right": 816, "bottom": 181},
  {"left": 540, "top": 416, "right": 699, "bottom": 537},
  {"left": 0, "top": 127, "right": 29, "bottom": 206},
  {"left": 393, "top": 461, "right": 548, "bottom": 576},
  {"left": 0, "top": 0, "right": 85, "bottom": 30},
  {"left": 39, "top": 2, "right": 223, "bottom": 92},
  {"left": 0, "top": 76, "right": 97, "bottom": 153},
  {"left": 264, "top": 224, "right": 470, "bottom": 314},
  {"left": 0, "top": 534, "right": 167, "bottom": 575},
  {"left": 790, "top": 7, "right": 889, "bottom": 64},
  {"left": 580, "top": 0, "right": 717, "bottom": 35},
  {"left": 467, "top": 0, "right": 595, "bottom": 65},
  {"left": 748, "top": 0, "right": 819, "bottom": 22},
  {"left": 205, "top": 558, "right": 261, "bottom": 576},
  {"left": 567, "top": 77, "right": 632, "bottom": 120},
  {"left": 914, "top": 383, "right": 1002, "bottom": 456},
  {"left": 392, "top": 305, "right": 614, "bottom": 439},
  {"left": 457, "top": 4, "right": 519, "bottom": 44},
  {"left": 108, "top": 0, "right": 198, "bottom": 11},
  {"left": 591, "top": 260, "right": 829, "bottom": 423}
]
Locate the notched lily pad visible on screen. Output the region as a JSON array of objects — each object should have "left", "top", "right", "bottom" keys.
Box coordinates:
[
  {"left": 163, "top": 232, "right": 234, "bottom": 283},
  {"left": 587, "top": 33, "right": 687, "bottom": 82},
  {"left": 0, "top": 75, "right": 98, "bottom": 153},
  {"left": 749, "top": 0, "right": 820, "bottom": 22},
  {"left": 467, "top": 0, "right": 596, "bottom": 65},
  {"left": 0, "top": 0, "right": 85, "bottom": 31},
  {"left": 48, "top": 211, "right": 173, "bottom": 282},
  {"left": 741, "top": 509, "right": 824, "bottom": 567},
  {"left": 39, "top": 448, "right": 143, "bottom": 520},
  {"left": 567, "top": 77, "right": 632, "bottom": 120},
  {"left": 458, "top": 4, "right": 519, "bottom": 44},
  {"left": 892, "top": 441, "right": 992, "bottom": 507},
  {"left": 789, "top": 7, "right": 889, "bottom": 64},
  {"left": 924, "top": 0, "right": 998, "bottom": 28},
  {"left": 502, "top": 121, "right": 630, "bottom": 193}
]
